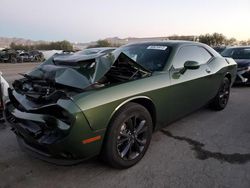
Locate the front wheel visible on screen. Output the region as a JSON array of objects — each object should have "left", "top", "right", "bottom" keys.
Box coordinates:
[
  {"left": 102, "top": 102, "right": 153, "bottom": 169},
  {"left": 210, "top": 77, "right": 230, "bottom": 110}
]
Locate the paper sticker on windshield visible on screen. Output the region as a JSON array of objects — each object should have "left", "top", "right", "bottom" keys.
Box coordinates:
[{"left": 147, "top": 46, "right": 168, "bottom": 50}]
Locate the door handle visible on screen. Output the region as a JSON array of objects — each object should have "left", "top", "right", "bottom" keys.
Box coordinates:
[{"left": 206, "top": 68, "right": 211, "bottom": 73}]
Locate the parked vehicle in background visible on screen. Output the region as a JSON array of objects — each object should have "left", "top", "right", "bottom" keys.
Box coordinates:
[
  {"left": 213, "top": 46, "right": 226, "bottom": 54},
  {"left": 5, "top": 41, "right": 236, "bottom": 168},
  {"left": 29, "top": 50, "right": 45, "bottom": 62},
  {"left": 41, "top": 50, "right": 63, "bottom": 60},
  {"left": 75, "top": 47, "right": 116, "bottom": 55},
  {"left": 17, "top": 50, "right": 45, "bottom": 62},
  {"left": 0, "top": 49, "right": 18, "bottom": 63},
  {"left": 0, "top": 72, "right": 9, "bottom": 122},
  {"left": 0, "top": 49, "right": 45, "bottom": 63},
  {"left": 18, "top": 52, "right": 30, "bottom": 62},
  {"left": 221, "top": 46, "right": 250, "bottom": 84}
]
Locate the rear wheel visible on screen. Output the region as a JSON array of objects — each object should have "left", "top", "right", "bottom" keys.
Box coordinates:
[
  {"left": 210, "top": 77, "right": 230, "bottom": 110},
  {"left": 102, "top": 102, "right": 153, "bottom": 169}
]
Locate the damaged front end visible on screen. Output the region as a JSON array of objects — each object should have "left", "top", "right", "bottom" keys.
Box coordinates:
[
  {"left": 5, "top": 88, "right": 84, "bottom": 164},
  {"left": 5, "top": 51, "right": 151, "bottom": 164}
]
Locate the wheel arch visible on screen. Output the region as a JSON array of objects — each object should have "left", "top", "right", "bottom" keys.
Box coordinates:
[
  {"left": 129, "top": 97, "right": 157, "bottom": 130},
  {"left": 110, "top": 96, "right": 157, "bottom": 129},
  {"left": 225, "top": 72, "right": 232, "bottom": 84},
  {"left": 100, "top": 96, "right": 157, "bottom": 156}
]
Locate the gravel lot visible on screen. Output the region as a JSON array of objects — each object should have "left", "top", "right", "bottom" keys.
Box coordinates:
[
  {"left": 0, "top": 63, "right": 250, "bottom": 188},
  {"left": 0, "top": 63, "right": 40, "bottom": 83}
]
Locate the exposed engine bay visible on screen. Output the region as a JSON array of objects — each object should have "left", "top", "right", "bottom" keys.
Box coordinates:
[{"left": 12, "top": 52, "right": 151, "bottom": 105}]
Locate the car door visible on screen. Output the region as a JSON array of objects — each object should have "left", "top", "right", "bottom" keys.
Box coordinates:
[{"left": 166, "top": 45, "right": 214, "bottom": 122}]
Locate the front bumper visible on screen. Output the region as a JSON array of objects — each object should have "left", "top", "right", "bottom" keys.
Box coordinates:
[
  {"left": 5, "top": 94, "right": 106, "bottom": 165},
  {"left": 16, "top": 135, "right": 85, "bottom": 165}
]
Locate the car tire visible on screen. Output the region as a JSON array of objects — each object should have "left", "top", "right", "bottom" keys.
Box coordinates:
[
  {"left": 210, "top": 77, "right": 230, "bottom": 111},
  {"left": 102, "top": 102, "right": 153, "bottom": 169}
]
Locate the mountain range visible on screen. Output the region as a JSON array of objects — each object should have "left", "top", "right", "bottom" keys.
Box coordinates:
[
  {"left": 0, "top": 35, "right": 196, "bottom": 50},
  {"left": 0, "top": 37, "right": 48, "bottom": 49}
]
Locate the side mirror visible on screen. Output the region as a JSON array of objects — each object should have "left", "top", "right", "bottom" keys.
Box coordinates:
[
  {"left": 179, "top": 61, "right": 200, "bottom": 74},
  {"left": 184, "top": 61, "right": 200, "bottom": 70}
]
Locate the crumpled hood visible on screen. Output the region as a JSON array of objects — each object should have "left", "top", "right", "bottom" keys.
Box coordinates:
[
  {"left": 25, "top": 52, "right": 150, "bottom": 90},
  {"left": 27, "top": 65, "right": 92, "bottom": 90},
  {"left": 53, "top": 53, "right": 102, "bottom": 63}
]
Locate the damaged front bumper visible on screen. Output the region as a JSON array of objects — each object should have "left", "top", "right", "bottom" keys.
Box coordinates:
[{"left": 5, "top": 89, "right": 105, "bottom": 165}]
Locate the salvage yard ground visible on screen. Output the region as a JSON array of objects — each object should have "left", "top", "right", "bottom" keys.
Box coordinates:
[
  {"left": 0, "top": 63, "right": 250, "bottom": 188},
  {"left": 0, "top": 63, "right": 40, "bottom": 83}
]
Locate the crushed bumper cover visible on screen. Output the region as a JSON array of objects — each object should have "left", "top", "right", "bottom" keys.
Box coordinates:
[
  {"left": 4, "top": 103, "right": 86, "bottom": 165},
  {"left": 16, "top": 136, "right": 85, "bottom": 165},
  {"left": 5, "top": 92, "right": 105, "bottom": 165}
]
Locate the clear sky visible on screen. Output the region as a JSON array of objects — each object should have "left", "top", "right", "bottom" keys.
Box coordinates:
[{"left": 0, "top": 0, "right": 249, "bottom": 43}]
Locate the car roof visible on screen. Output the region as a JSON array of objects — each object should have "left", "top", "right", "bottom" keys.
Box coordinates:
[
  {"left": 124, "top": 40, "right": 205, "bottom": 48},
  {"left": 123, "top": 40, "right": 219, "bottom": 57},
  {"left": 225, "top": 46, "right": 250, "bottom": 49}
]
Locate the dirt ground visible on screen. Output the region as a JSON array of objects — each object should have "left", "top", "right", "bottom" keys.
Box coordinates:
[{"left": 0, "top": 62, "right": 40, "bottom": 83}]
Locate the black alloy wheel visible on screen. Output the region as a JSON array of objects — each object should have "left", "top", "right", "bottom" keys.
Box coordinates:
[
  {"left": 210, "top": 77, "right": 231, "bottom": 110},
  {"left": 116, "top": 115, "right": 148, "bottom": 160},
  {"left": 102, "top": 102, "right": 153, "bottom": 169},
  {"left": 218, "top": 79, "right": 230, "bottom": 107}
]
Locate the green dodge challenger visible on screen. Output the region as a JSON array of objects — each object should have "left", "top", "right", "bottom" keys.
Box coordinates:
[{"left": 5, "top": 41, "right": 237, "bottom": 168}]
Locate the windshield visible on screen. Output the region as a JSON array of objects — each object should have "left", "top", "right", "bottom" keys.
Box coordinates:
[
  {"left": 221, "top": 47, "right": 250, "bottom": 59},
  {"left": 111, "top": 44, "right": 171, "bottom": 71}
]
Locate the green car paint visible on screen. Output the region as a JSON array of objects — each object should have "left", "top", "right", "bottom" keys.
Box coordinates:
[{"left": 5, "top": 42, "right": 237, "bottom": 164}]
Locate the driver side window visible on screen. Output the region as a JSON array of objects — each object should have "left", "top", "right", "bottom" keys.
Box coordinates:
[{"left": 173, "top": 46, "right": 212, "bottom": 69}]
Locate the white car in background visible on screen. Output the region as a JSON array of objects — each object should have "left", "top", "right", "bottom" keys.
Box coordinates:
[
  {"left": 40, "top": 50, "right": 63, "bottom": 60},
  {"left": 0, "top": 72, "right": 9, "bottom": 120}
]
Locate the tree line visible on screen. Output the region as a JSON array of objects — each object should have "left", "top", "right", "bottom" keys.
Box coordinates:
[
  {"left": 168, "top": 33, "right": 250, "bottom": 46},
  {"left": 8, "top": 33, "right": 250, "bottom": 51},
  {"left": 87, "top": 40, "right": 121, "bottom": 48},
  {"left": 10, "top": 40, "right": 73, "bottom": 51},
  {"left": 88, "top": 33, "right": 250, "bottom": 48},
  {"left": 198, "top": 33, "right": 237, "bottom": 46}
]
